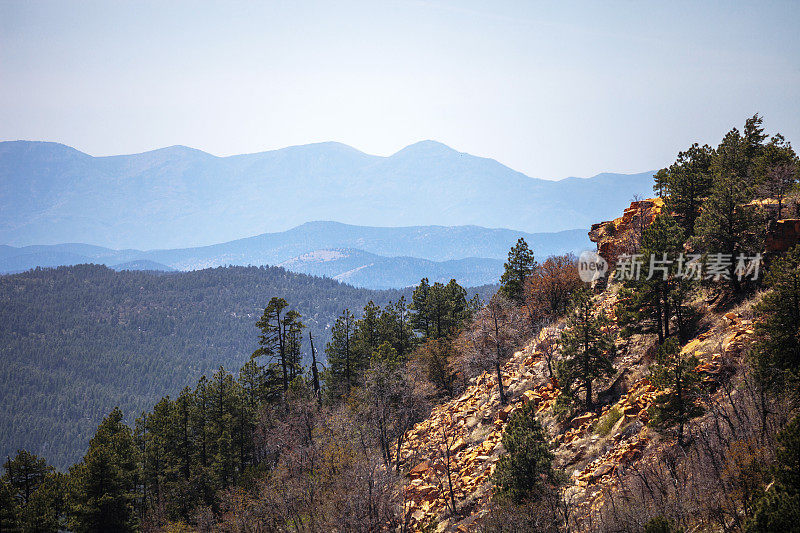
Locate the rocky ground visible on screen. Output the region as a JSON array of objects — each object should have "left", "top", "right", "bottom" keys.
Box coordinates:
[
  {"left": 396, "top": 198, "right": 762, "bottom": 532},
  {"left": 396, "top": 292, "right": 758, "bottom": 532}
]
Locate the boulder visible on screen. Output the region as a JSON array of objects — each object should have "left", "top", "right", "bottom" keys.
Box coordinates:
[
  {"left": 449, "top": 438, "right": 467, "bottom": 454},
  {"left": 766, "top": 219, "right": 800, "bottom": 253},
  {"left": 590, "top": 462, "right": 615, "bottom": 480},
  {"left": 497, "top": 404, "right": 515, "bottom": 422},
  {"left": 571, "top": 412, "right": 595, "bottom": 427},
  {"left": 409, "top": 460, "right": 429, "bottom": 479}
]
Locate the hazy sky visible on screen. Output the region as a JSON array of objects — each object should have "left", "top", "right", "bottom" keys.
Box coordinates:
[{"left": 1, "top": 0, "right": 798, "bottom": 178}]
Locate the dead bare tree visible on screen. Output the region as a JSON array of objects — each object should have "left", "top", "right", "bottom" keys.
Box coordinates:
[{"left": 429, "top": 412, "right": 459, "bottom": 516}]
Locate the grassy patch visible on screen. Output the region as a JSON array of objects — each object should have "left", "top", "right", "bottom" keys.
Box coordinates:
[{"left": 594, "top": 407, "right": 623, "bottom": 436}]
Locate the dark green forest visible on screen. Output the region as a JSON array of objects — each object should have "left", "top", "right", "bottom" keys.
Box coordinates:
[
  {"left": 0, "top": 266, "right": 494, "bottom": 532},
  {"left": 0, "top": 263, "right": 495, "bottom": 469}
]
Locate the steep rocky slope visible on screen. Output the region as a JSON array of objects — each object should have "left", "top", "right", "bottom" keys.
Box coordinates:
[{"left": 396, "top": 199, "right": 762, "bottom": 532}]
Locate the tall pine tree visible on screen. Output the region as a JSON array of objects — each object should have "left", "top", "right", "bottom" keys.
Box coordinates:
[
  {"left": 500, "top": 238, "right": 536, "bottom": 303},
  {"left": 67, "top": 408, "right": 139, "bottom": 533},
  {"left": 648, "top": 338, "right": 704, "bottom": 445},
  {"left": 324, "top": 309, "right": 359, "bottom": 400},
  {"left": 557, "top": 289, "right": 616, "bottom": 411}
]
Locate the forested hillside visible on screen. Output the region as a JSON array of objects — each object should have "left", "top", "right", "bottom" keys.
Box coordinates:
[{"left": 0, "top": 265, "right": 496, "bottom": 469}]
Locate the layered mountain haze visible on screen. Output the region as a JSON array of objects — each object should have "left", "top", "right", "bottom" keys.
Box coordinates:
[
  {"left": 0, "top": 140, "right": 654, "bottom": 249},
  {"left": 278, "top": 248, "right": 505, "bottom": 289},
  {"left": 0, "top": 223, "right": 591, "bottom": 288}
]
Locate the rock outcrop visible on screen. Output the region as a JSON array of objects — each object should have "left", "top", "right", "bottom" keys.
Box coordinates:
[
  {"left": 765, "top": 218, "right": 800, "bottom": 253},
  {"left": 588, "top": 198, "right": 665, "bottom": 269}
]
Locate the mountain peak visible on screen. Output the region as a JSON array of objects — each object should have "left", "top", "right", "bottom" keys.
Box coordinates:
[
  {"left": 392, "top": 140, "right": 459, "bottom": 158},
  {"left": 0, "top": 140, "right": 91, "bottom": 159},
  {"left": 134, "top": 145, "right": 215, "bottom": 158}
]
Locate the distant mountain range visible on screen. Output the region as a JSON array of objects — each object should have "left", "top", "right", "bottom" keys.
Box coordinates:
[
  {"left": 0, "top": 222, "right": 591, "bottom": 288},
  {"left": 0, "top": 140, "right": 655, "bottom": 250}
]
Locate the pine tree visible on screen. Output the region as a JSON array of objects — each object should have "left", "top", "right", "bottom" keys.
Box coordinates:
[
  {"left": 741, "top": 114, "right": 768, "bottom": 184},
  {"left": 648, "top": 338, "right": 704, "bottom": 445},
  {"left": 191, "top": 376, "right": 214, "bottom": 507},
  {"left": 18, "top": 471, "right": 66, "bottom": 533},
  {"left": 617, "top": 214, "right": 694, "bottom": 344},
  {"left": 0, "top": 476, "right": 16, "bottom": 531},
  {"left": 492, "top": 401, "right": 557, "bottom": 504},
  {"left": 410, "top": 278, "right": 432, "bottom": 338},
  {"left": 695, "top": 170, "right": 765, "bottom": 293},
  {"left": 653, "top": 143, "right": 714, "bottom": 235},
  {"left": 136, "top": 396, "right": 175, "bottom": 516},
  {"left": 324, "top": 309, "right": 358, "bottom": 400},
  {"left": 67, "top": 407, "right": 139, "bottom": 533},
  {"left": 410, "top": 278, "right": 469, "bottom": 340},
  {"left": 208, "top": 367, "right": 237, "bottom": 489},
  {"left": 1, "top": 450, "right": 59, "bottom": 532},
  {"left": 690, "top": 116, "right": 770, "bottom": 293},
  {"left": 377, "top": 298, "right": 414, "bottom": 359},
  {"left": 353, "top": 300, "right": 381, "bottom": 362},
  {"left": 172, "top": 386, "right": 196, "bottom": 520},
  {"left": 557, "top": 289, "right": 616, "bottom": 411},
  {"left": 238, "top": 358, "right": 267, "bottom": 413},
  {"left": 254, "top": 297, "right": 290, "bottom": 396},
  {"left": 283, "top": 310, "right": 305, "bottom": 384},
  {"left": 2, "top": 450, "right": 53, "bottom": 507},
  {"left": 500, "top": 238, "right": 536, "bottom": 302},
  {"left": 750, "top": 245, "right": 800, "bottom": 393},
  {"left": 442, "top": 279, "right": 469, "bottom": 335}
]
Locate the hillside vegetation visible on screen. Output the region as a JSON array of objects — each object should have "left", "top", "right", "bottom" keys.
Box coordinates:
[
  {"left": 3, "top": 115, "right": 800, "bottom": 532},
  {"left": 0, "top": 264, "right": 466, "bottom": 469}
]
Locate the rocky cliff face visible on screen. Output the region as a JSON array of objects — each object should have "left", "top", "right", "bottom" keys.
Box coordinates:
[
  {"left": 588, "top": 196, "right": 800, "bottom": 260},
  {"left": 588, "top": 197, "right": 664, "bottom": 269},
  {"left": 398, "top": 326, "right": 562, "bottom": 530},
  {"left": 765, "top": 218, "right": 800, "bottom": 253}
]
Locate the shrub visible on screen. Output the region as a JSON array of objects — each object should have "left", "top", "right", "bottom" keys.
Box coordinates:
[
  {"left": 644, "top": 515, "right": 683, "bottom": 533},
  {"left": 594, "top": 407, "right": 623, "bottom": 436}
]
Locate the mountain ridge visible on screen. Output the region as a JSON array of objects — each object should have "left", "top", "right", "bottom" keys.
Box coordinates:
[
  {"left": 0, "top": 222, "right": 591, "bottom": 288},
  {"left": 0, "top": 140, "right": 655, "bottom": 249}
]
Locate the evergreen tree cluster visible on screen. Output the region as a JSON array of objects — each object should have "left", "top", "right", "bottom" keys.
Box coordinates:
[
  {"left": 325, "top": 278, "right": 479, "bottom": 401},
  {"left": 0, "top": 264, "right": 420, "bottom": 470},
  {"left": 653, "top": 114, "right": 798, "bottom": 293},
  {"left": 323, "top": 297, "right": 416, "bottom": 401}
]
